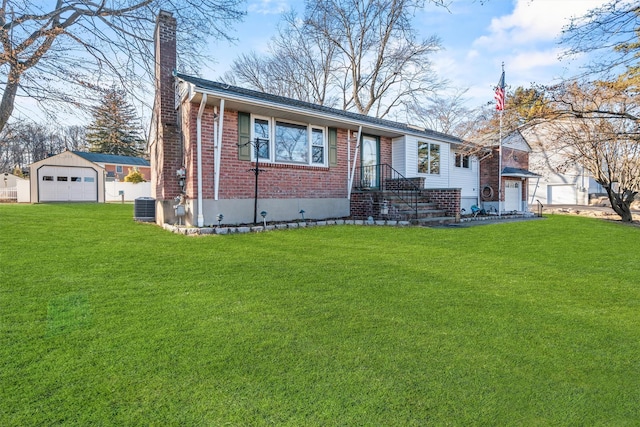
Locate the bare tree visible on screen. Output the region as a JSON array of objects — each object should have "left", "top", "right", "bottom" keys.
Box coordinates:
[
  {"left": 227, "top": 10, "right": 340, "bottom": 107},
  {"left": 0, "top": 122, "right": 69, "bottom": 170},
  {"left": 59, "top": 125, "right": 88, "bottom": 152},
  {"left": 561, "top": 1, "right": 640, "bottom": 87},
  {"left": 0, "top": 0, "right": 245, "bottom": 134},
  {"left": 541, "top": 82, "right": 640, "bottom": 221},
  {"left": 407, "top": 88, "right": 481, "bottom": 139},
  {"left": 228, "top": 0, "right": 445, "bottom": 119}
]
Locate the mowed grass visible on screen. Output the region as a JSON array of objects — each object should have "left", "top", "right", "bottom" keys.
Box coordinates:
[{"left": 1, "top": 203, "right": 639, "bottom": 425}]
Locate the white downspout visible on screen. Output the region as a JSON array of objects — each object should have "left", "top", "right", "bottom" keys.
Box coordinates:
[
  {"left": 214, "top": 99, "right": 225, "bottom": 201},
  {"left": 196, "top": 93, "right": 207, "bottom": 227},
  {"left": 477, "top": 157, "right": 481, "bottom": 207},
  {"left": 530, "top": 176, "right": 540, "bottom": 204},
  {"left": 347, "top": 126, "right": 363, "bottom": 200},
  {"left": 347, "top": 130, "right": 351, "bottom": 197},
  {"left": 213, "top": 106, "right": 218, "bottom": 199}
]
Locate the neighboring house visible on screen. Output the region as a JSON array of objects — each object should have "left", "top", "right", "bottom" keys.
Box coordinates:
[
  {"left": 523, "top": 126, "right": 604, "bottom": 205},
  {"left": 73, "top": 151, "right": 151, "bottom": 182},
  {"left": 28, "top": 151, "right": 150, "bottom": 203},
  {"left": 150, "top": 11, "right": 475, "bottom": 226},
  {"left": 2, "top": 172, "right": 20, "bottom": 188},
  {"left": 478, "top": 130, "right": 540, "bottom": 213}
]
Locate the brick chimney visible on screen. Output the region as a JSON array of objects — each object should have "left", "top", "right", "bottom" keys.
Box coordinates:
[{"left": 151, "top": 10, "right": 181, "bottom": 213}]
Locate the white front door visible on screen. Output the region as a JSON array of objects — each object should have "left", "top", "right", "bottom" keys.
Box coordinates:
[{"left": 504, "top": 180, "right": 521, "bottom": 211}]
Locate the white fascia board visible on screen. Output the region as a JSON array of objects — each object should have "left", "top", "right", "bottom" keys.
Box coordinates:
[{"left": 189, "top": 84, "right": 454, "bottom": 142}]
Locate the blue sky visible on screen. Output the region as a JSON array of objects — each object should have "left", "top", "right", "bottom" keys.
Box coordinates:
[
  {"left": 13, "top": 0, "right": 611, "bottom": 127},
  {"left": 203, "top": 0, "right": 610, "bottom": 109}
]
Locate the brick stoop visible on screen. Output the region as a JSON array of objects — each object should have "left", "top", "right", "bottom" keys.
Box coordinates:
[{"left": 352, "top": 191, "right": 457, "bottom": 226}]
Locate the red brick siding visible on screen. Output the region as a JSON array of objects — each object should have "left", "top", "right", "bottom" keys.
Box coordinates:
[
  {"left": 151, "top": 12, "right": 182, "bottom": 201},
  {"left": 181, "top": 106, "right": 352, "bottom": 200},
  {"left": 350, "top": 192, "right": 376, "bottom": 219},
  {"left": 479, "top": 146, "right": 531, "bottom": 202},
  {"left": 423, "top": 188, "right": 461, "bottom": 216}
]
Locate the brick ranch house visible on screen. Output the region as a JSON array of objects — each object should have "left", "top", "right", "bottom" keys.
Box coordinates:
[{"left": 151, "top": 11, "right": 483, "bottom": 227}]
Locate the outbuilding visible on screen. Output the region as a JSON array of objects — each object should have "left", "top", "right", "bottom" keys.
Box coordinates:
[{"left": 29, "top": 151, "right": 105, "bottom": 203}]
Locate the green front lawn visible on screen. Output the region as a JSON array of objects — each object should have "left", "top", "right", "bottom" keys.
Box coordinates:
[{"left": 1, "top": 203, "right": 639, "bottom": 425}]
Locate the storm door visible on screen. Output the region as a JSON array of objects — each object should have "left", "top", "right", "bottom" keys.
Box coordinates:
[{"left": 361, "top": 135, "right": 379, "bottom": 189}]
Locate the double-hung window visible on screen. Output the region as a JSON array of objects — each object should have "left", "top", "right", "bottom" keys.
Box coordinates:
[
  {"left": 253, "top": 117, "right": 270, "bottom": 159},
  {"left": 418, "top": 141, "right": 440, "bottom": 174},
  {"left": 311, "top": 127, "right": 324, "bottom": 164},
  {"left": 455, "top": 153, "right": 470, "bottom": 169},
  {"left": 251, "top": 116, "right": 326, "bottom": 166}
]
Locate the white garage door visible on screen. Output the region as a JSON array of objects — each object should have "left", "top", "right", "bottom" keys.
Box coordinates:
[
  {"left": 38, "top": 166, "right": 98, "bottom": 202},
  {"left": 548, "top": 185, "right": 576, "bottom": 205}
]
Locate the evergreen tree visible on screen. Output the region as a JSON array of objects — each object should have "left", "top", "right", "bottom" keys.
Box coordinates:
[{"left": 86, "top": 89, "right": 145, "bottom": 156}]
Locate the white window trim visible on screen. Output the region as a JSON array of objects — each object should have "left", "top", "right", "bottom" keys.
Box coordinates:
[
  {"left": 417, "top": 141, "right": 441, "bottom": 175},
  {"left": 310, "top": 125, "right": 326, "bottom": 166},
  {"left": 251, "top": 114, "right": 271, "bottom": 161},
  {"left": 250, "top": 115, "right": 328, "bottom": 167}
]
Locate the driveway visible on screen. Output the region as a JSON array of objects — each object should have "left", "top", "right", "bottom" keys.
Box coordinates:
[{"left": 537, "top": 204, "right": 640, "bottom": 222}]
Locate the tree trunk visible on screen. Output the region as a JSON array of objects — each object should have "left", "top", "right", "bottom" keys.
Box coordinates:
[
  {"left": 0, "top": 66, "right": 21, "bottom": 135},
  {"left": 606, "top": 188, "right": 634, "bottom": 222}
]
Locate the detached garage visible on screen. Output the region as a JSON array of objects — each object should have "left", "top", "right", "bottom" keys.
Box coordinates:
[{"left": 30, "top": 151, "right": 105, "bottom": 203}]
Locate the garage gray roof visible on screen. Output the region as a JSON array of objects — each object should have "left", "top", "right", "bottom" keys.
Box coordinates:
[
  {"left": 177, "top": 73, "right": 464, "bottom": 145},
  {"left": 73, "top": 152, "right": 149, "bottom": 166}
]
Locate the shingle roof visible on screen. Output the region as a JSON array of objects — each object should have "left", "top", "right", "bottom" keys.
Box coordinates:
[
  {"left": 176, "top": 73, "right": 464, "bottom": 144},
  {"left": 73, "top": 151, "right": 149, "bottom": 166}
]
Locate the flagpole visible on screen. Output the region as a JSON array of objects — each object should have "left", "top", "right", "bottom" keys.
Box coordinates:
[
  {"left": 498, "top": 105, "right": 502, "bottom": 217},
  {"left": 496, "top": 62, "right": 505, "bottom": 217}
]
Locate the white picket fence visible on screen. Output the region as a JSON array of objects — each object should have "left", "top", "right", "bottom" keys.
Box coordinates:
[{"left": 0, "top": 186, "right": 17, "bottom": 200}]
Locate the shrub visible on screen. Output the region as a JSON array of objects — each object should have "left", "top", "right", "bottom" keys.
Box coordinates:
[{"left": 124, "top": 167, "right": 145, "bottom": 183}]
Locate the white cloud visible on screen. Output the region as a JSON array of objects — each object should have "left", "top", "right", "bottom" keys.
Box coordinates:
[
  {"left": 474, "top": 0, "right": 610, "bottom": 49},
  {"left": 247, "top": 0, "right": 290, "bottom": 15},
  {"left": 510, "top": 48, "right": 563, "bottom": 72}
]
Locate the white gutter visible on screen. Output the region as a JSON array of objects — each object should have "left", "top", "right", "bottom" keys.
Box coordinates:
[
  {"left": 347, "top": 126, "right": 363, "bottom": 199},
  {"left": 214, "top": 99, "right": 225, "bottom": 200},
  {"left": 196, "top": 93, "right": 207, "bottom": 227}
]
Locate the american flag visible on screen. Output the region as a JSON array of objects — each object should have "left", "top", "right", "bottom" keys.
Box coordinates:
[{"left": 494, "top": 69, "right": 505, "bottom": 111}]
